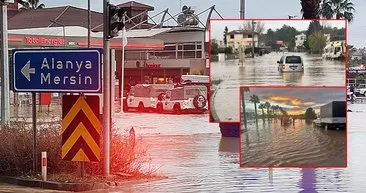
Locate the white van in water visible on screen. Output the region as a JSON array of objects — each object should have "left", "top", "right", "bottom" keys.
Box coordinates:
[
  {"left": 156, "top": 85, "right": 208, "bottom": 114},
  {"left": 277, "top": 55, "right": 304, "bottom": 72},
  {"left": 126, "top": 84, "right": 175, "bottom": 112}
]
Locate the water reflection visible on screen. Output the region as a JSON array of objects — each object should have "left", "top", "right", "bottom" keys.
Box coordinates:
[
  {"left": 210, "top": 52, "right": 345, "bottom": 122},
  {"left": 281, "top": 72, "right": 304, "bottom": 83},
  {"left": 299, "top": 169, "right": 317, "bottom": 193},
  {"left": 218, "top": 137, "right": 239, "bottom": 154},
  {"left": 241, "top": 119, "right": 346, "bottom": 167},
  {"left": 106, "top": 106, "right": 366, "bottom": 192}
]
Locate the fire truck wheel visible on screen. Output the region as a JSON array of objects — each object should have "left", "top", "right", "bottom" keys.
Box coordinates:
[
  {"left": 156, "top": 103, "right": 164, "bottom": 113},
  {"left": 138, "top": 102, "right": 145, "bottom": 112},
  {"left": 173, "top": 104, "right": 181, "bottom": 114},
  {"left": 193, "top": 95, "right": 207, "bottom": 109}
]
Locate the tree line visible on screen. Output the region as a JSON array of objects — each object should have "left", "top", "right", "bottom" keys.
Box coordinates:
[{"left": 242, "top": 90, "right": 317, "bottom": 129}]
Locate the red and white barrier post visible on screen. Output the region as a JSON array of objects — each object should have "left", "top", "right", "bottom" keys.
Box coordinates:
[{"left": 41, "top": 152, "right": 47, "bottom": 181}]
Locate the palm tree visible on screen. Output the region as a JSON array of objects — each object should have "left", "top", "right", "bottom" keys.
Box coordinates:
[
  {"left": 258, "top": 103, "right": 266, "bottom": 120},
  {"left": 321, "top": 0, "right": 355, "bottom": 22},
  {"left": 279, "top": 107, "right": 288, "bottom": 116},
  {"left": 242, "top": 87, "right": 250, "bottom": 129},
  {"left": 264, "top": 102, "right": 271, "bottom": 120},
  {"left": 301, "top": 0, "right": 321, "bottom": 19},
  {"left": 276, "top": 105, "right": 281, "bottom": 118},
  {"left": 18, "top": 0, "right": 45, "bottom": 10},
  {"left": 249, "top": 95, "right": 260, "bottom": 122},
  {"left": 271, "top": 106, "right": 276, "bottom": 119}
]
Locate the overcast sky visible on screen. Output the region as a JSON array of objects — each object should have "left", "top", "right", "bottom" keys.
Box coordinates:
[
  {"left": 243, "top": 88, "right": 346, "bottom": 115},
  {"left": 40, "top": 0, "right": 365, "bottom": 48}
]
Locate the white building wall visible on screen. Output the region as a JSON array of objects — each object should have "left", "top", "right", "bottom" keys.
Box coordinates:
[
  {"left": 295, "top": 33, "right": 306, "bottom": 47},
  {"left": 227, "top": 33, "right": 258, "bottom": 51}
]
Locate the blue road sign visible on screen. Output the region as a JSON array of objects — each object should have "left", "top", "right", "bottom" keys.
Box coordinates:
[{"left": 12, "top": 49, "right": 102, "bottom": 93}]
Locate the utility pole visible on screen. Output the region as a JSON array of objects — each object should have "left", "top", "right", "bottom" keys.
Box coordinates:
[
  {"left": 240, "top": 0, "right": 245, "bottom": 19},
  {"left": 0, "top": 1, "right": 11, "bottom": 124},
  {"left": 88, "top": 0, "right": 91, "bottom": 47},
  {"left": 103, "top": 0, "right": 111, "bottom": 176},
  {"left": 251, "top": 20, "right": 255, "bottom": 58},
  {"left": 121, "top": 14, "right": 126, "bottom": 113}
]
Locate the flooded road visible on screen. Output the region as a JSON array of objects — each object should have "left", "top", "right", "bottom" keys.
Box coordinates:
[
  {"left": 240, "top": 119, "right": 346, "bottom": 167},
  {"left": 211, "top": 52, "right": 345, "bottom": 86},
  {"left": 210, "top": 52, "right": 345, "bottom": 122},
  {"left": 106, "top": 106, "right": 366, "bottom": 193}
]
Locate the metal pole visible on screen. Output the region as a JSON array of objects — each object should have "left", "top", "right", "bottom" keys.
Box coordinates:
[
  {"left": 103, "top": 0, "right": 111, "bottom": 176},
  {"left": 63, "top": 26, "right": 66, "bottom": 47},
  {"left": 88, "top": 0, "right": 91, "bottom": 48},
  {"left": 0, "top": 4, "right": 10, "bottom": 124},
  {"left": 32, "top": 92, "right": 37, "bottom": 173},
  {"left": 111, "top": 49, "right": 115, "bottom": 114},
  {"left": 121, "top": 15, "right": 126, "bottom": 113},
  {"left": 251, "top": 20, "right": 255, "bottom": 58},
  {"left": 240, "top": 0, "right": 245, "bottom": 19}
]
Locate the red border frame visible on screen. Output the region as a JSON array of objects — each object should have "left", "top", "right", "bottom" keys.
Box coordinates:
[
  {"left": 208, "top": 18, "right": 348, "bottom": 124},
  {"left": 238, "top": 85, "right": 348, "bottom": 168}
]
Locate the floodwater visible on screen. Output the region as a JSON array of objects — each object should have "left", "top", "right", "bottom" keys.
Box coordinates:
[
  {"left": 240, "top": 119, "right": 346, "bottom": 167},
  {"left": 106, "top": 105, "right": 366, "bottom": 193},
  {"left": 210, "top": 52, "right": 345, "bottom": 122}
]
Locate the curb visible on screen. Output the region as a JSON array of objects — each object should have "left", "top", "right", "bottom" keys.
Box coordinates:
[{"left": 0, "top": 176, "right": 109, "bottom": 192}]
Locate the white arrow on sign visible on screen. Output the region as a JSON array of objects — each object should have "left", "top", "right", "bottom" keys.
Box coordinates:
[{"left": 21, "top": 60, "right": 36, "bottom": 81}]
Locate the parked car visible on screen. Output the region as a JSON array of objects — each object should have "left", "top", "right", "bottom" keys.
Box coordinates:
[
  {"left": 277, "top": 55, "right": 304, "bottom": 72},
  {"left": 354, "top": 84, "right": 366, "bottom": 96},
  {"left": 157, "top": 85, "right": 208, "bottom": 114},
  {"left": 126, "top": 84, "right": 175, "bottom": 112}
]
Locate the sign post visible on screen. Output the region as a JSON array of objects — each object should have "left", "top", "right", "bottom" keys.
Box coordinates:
[
  {"left": 12, "top": 48, "right": 102, "bottom": 174},
  {"left": 103, "top": 0, "right": 111, "bottom": 176},
  {"left": 32, "top": 92, "right": 36, "bottom": 172},
  {"left": 0, "top": 2, "right": 11, "bottom": 124}
]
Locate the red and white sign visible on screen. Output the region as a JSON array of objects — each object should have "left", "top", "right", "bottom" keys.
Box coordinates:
[
  {"left": 144, "top": 63, "right": 161, "bottom": 68},
  {"left": 276, "top": 40, "right": 284, "bottom": 45},
  {"left": 25, "top": 36, "right": 65, "bottom": 46}
]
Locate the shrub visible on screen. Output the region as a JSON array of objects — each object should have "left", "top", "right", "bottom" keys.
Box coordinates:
[{"left": 0, "top": 120, "right": 155, "bottom": 179}]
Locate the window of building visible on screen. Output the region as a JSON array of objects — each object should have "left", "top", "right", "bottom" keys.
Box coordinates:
[
  {"left": 136, "top": 41, "right": 203, "bottom": 60},
  {"left": 230, "top": 34, "right": 234, "bottom": 39},
  {"left": 184, "top": 43, "right": 196, "bottom": 50},
  {"left": 248, "top": 34, "right": 252, "bottom": 38}
]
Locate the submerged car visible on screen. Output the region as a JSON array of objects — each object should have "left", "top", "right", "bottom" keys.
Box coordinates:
[{"left": 277, "top": 55, "right": 304, "bottom": 72}]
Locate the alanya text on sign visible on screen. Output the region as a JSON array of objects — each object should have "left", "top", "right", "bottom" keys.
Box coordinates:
[{"left": 40, "top": 58, "right": 93, "bottom": 85}]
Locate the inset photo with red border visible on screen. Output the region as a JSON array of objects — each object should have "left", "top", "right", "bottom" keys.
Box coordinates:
[
  {"left": 209, "top": 19, "right": 347, "bottom": 123},
  {"left": 239, "top": 86, "right": 347, "bottom": 168}
]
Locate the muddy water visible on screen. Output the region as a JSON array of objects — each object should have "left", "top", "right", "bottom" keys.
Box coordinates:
[
  {"left": 241, "top": 119, "right": 346, "bottom": 167},
  {"left": 108, "top": 107, "right": 366, "bottom": 192},
  {"left": 210, "top": 52, "right": 345, "bottom": 122},
  {"left": 211, "top": 52, "right": 345, "bottom": 86}
]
